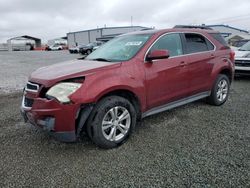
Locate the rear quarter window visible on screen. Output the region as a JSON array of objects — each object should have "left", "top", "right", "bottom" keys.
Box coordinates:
[
  {"left": 210, "top": 33, "right": 229, "bottom": 48},
  {"left": 184, "top": 33, "right": 214, "bottom": 54}
]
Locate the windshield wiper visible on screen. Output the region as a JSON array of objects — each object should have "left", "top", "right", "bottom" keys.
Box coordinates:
[{"left": 90, "top": 58, "right": 112, "bottom": 62}]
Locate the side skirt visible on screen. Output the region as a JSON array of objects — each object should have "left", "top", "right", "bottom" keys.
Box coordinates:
[{"left": 142, "top": 91, "right": 210, "bottom": 118}]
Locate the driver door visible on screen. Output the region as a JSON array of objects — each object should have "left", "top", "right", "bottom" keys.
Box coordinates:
[{"left": 144, "top": 33, "right": 190, "bottom": 109}]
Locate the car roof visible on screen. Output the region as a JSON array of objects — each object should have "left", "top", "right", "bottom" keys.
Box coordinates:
[{"left": 122, "top": 28, "right": 218, "bottom": 36}]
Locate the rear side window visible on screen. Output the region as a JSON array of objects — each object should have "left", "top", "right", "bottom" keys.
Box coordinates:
[
  {"left": 184, "top": 33, "right": 214, "bottom": 54},
  {"left": 210, "top": 33, "right": 229, "bottom": 47}
]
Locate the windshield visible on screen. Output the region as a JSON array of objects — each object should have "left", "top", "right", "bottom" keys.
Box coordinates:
[
  {"left": 239, "top": 41, "right": 250, "bottom": 51},
  {"left": 86, "top": 34, "right": 152, "bottom": 62}
]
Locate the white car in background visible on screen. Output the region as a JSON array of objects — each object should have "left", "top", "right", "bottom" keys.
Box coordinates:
[
  {"left": 46, "top": 44, "right": 63, "bottom": 51},
  {"left": 234, "top": 41, "right": 250, "bottom": 76}
]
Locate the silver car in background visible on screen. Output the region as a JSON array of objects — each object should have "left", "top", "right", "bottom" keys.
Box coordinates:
[{"left": 234, "top": 41, "right": 250, "bottom": 76}]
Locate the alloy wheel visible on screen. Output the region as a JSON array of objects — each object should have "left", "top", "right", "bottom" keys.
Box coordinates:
[
  {"left": 102, "top": 106, "right": 131, "bottom": 142},
  {"left": 216, "top": 79, "right": 228, "bottom": 102}
]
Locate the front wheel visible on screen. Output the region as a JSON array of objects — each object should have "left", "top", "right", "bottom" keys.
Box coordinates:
[
  {"left": 207, "top": 74, "right": 230, "bottom": 106},
  {"left": 87, "top": 96, "right": 136, "bottom": 149}
]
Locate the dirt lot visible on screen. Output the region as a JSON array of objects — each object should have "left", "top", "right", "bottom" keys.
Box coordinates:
[{"left": 0, "top": 51, "right": 249, "bottom": 187}]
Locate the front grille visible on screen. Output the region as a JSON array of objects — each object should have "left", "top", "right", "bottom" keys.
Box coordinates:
[
  {"left": 235, "top": 60, "right": 250, "bottom": 67},
  {"left": 235, "top": 70, "right": 250, "bottom": 75},
  {"left": 26, "top": 82, "right": 40, "bottom": 92}
]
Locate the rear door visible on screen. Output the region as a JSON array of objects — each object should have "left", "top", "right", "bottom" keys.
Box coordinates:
[
  {"left": 182, "top": 33, "right": 216, "bottom": 95},
  {"left": 144, "top": 33, "right": 190, "bottom": 109}
]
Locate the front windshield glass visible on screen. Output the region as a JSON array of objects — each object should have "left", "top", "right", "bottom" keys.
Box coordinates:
[
  {"left": 239, "top": 41, "right": 250, "bottom": 51},
  {"left": 86, "top": 34, "right": 152, "bottom": 62}
]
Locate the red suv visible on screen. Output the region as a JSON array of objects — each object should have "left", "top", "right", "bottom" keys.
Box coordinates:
[{"left": 21, "top": 27, "right": 235, "bottom": 148}]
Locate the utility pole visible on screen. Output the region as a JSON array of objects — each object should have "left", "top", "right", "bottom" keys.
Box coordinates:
[{"left": 131, "top": 16, "right": 133, "bottom": 26}]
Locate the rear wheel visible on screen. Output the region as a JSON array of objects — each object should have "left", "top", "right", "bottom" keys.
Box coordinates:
[
  {"left": 87, "top": 96, "right": 136, "bottom": 149},
  {"left": 207, "top": 74, "right": 230, "bottom": 106}
]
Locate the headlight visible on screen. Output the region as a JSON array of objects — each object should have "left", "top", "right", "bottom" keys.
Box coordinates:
[{"left": 46, "top": 82, "right": 81, "bottom": 103}]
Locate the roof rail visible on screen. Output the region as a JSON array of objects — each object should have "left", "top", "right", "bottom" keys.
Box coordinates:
[
  {"left": 140, "top": 28, "right": 154, "bottom": 31},
  {"left": 174, "top": 25, "right": 213, "bottom": 30}
]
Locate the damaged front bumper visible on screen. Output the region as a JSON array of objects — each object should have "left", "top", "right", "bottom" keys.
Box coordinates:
[{"left": 20, "top": 81, "right": 94, "bottom": 142}]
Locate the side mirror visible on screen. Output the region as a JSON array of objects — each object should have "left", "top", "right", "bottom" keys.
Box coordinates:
[{"left": 146, "top": 50, "right": 170, "bottom": 61}]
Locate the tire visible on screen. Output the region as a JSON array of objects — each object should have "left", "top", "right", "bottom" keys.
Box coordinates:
[
  {"left": 86, "top": 49, "right": 91, "bottom": 55},
  {"left": 207, "top": 74, "right": 230, "bottom": 106},
  {"left": 87, "top": 96, "right": 136, "bottom": 149}
]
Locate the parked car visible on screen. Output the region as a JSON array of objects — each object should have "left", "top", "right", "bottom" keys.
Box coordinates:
[
  {"left": 232, "top": 39, "right": 250, "bottom": 48},
  {"left": 46, "top": 44, "right": 63, "bottom": 51},
  {"left": 21, "top": 27, "right": 234, "bottom": 148},
  {"left": 68, "top": 44, "right": 86, "bottom": 54},
  {"left": 234, "top": 41, "right": 250, "bottom": 75},
  {"left": 79, "top": 41, "right": 103, "bottom": 55},
  {"left": 68, "top": 46, "right": 79, "bottom": 53}
]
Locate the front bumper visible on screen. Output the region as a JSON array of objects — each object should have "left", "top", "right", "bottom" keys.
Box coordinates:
[
  {"left": 235, "top": 66, "right": 250, "bottom": 75},
  {"left": 21, "top": 93, "right": 81, "bottom": 142}
]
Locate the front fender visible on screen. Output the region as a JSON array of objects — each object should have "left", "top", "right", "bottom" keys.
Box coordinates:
[{"left": 70, "top": 64, "right": 146, "bottom": 111}]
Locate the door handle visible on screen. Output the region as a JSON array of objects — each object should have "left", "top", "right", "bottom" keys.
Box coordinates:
[
  {"left": 211, "top": 53, "right": 215, "bottom": 58},
  {"left": 180, "top": 61, "right": 186, "bottom": 67}
]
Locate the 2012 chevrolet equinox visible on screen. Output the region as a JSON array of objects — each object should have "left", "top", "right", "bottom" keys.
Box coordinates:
[{"left": 21, "top": 27, "right": 235, "bottom": 148}]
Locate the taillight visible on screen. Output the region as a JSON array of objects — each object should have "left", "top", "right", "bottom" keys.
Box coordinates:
[{"left": 230, "top": 50, "right": 235, "bottom": 62}]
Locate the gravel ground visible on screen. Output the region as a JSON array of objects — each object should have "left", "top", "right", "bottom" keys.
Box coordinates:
[{"left": 0, "top": 51, "right": 250, "bottom": 187}]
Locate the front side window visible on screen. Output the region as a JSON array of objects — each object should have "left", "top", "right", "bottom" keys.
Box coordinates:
[
  {"left": 185, "top": 33, "right": 214, "bottom": 54},
  {"left": 150, "top": 33, "right": 183, "bottom": 57}
]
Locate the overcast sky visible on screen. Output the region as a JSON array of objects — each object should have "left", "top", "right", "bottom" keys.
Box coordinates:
[{"left": 0, "top": 0, "right": 250, "bottom": 43}]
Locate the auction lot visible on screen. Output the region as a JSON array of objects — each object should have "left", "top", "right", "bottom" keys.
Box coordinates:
[{"left": 0, "top": 51, "right": 250, "bottom": 187}]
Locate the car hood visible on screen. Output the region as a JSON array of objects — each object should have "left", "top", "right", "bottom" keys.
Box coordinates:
[
  {"left": 29, "top": 59, "right": 121, "bottom": 87},
  {"left": 235, "top": 50, "right": 250, "bottom": 58}
]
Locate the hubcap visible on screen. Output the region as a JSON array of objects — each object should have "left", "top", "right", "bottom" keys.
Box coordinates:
[
  {"left": 102, "top": 106, "right": 131, "bottom": 142},
  {"left": 216, "top": 79, "right": 228, "bottom": 102}
]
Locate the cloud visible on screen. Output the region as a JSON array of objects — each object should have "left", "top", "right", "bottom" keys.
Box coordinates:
[{"left": 0, "top": 0, "right": 250, "bottom": 43}]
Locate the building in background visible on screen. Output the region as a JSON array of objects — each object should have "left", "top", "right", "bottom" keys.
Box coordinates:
[
  {"left": 67, "top": 26, "right": 150, "bottom": 48},
  {"left": 206, "top": 24, "right": 249, "bottom": 38},
  {"left": 7, "top": 35, "right": 41, "bottom": 51},
  {"left": 0, "top": 43, "right": 8, "bottom": 51}
]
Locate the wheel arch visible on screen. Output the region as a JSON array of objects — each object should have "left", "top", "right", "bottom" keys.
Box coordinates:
[
  {"left": 219, "top": 68, "right": 233, "bottom": 83},
  {"left": 97, "top": 88, "right": 142, "bottom": 120}
]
